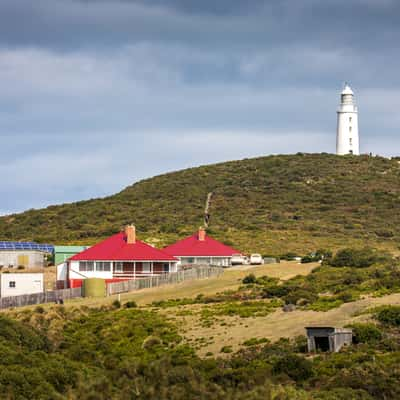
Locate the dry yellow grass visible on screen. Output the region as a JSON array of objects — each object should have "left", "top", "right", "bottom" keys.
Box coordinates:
[{"left": 176, "top": 293, "right": 400, "bottom": 356}]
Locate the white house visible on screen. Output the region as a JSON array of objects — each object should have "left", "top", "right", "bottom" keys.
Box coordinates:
[
  {"left": 57, "top": 225, "right": 178, "bottom": 288},
  {"left": 163, "top": 228, "right": 241, "bottom": 267}
]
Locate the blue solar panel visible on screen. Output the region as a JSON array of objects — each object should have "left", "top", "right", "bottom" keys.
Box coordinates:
[{"left": 0, "top": 241, "right": 54, "bottom": 253}]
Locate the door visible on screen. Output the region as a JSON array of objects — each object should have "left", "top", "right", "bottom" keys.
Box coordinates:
[{"left": 17, "top": 255, "right": 29, "bottom": 267}]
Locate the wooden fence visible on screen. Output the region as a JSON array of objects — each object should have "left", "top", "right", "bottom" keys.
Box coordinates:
[
  {"left": 0, "top": 287, "right": 82, "bottom": 309},
  {"left": 0, "top": 266, "right": 224, "bottom": 309},
  {"left": 107, "top": 265, "right": 224, "bottom": 296}
]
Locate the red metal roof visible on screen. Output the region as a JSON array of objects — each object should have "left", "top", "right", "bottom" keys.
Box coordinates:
[
  {"left": 163, "top": 232, "right": 240, "bottom": 257},
  {"left": 69, "top": 232, "right": 177, "bottom": 261}
]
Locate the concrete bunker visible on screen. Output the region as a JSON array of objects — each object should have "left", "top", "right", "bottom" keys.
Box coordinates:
[{"left": 306, "top": 327, "right": 353, "bottom": 353}]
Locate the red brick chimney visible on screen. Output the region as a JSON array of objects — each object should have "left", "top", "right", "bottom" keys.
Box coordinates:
[
  {"left": 198, "top": 227, "right": 206, "bottom": 241},
  {"left": 125, "top": 225, "right": 136, "bottom": 244}
]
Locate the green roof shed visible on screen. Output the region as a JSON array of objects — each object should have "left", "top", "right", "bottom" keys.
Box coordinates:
[{"left": 54, "top": 245, "right": 89, "bottom": 265}]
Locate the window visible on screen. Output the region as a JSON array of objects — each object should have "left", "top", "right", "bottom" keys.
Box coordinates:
[
  {"left": 349, "top": 116, "right": 352, "bottom": 122},
  {"left": 181, "top": 257, "right": 195, "bottom": 265},
  {"left": 163, "top": 263, "right": 170, "bottom": 273},
  {"left": 96, "top": 261, "right": 111, "bottom": 272},
  {"left": 349, "top": 126, "right": 352, "bottom": 132},
  {"left": 79, "top": 261, "right": 94, "bottom": 272},
  {"left": 114, "top": 262, "right": 123, "bottom": 272},
  {"left": 9, "top": 281, "right": 16, "bottom": 288},
  {"left": 349, "top": 138, "right": 353, "bottom": 145},
  {"left": 142, "top": 262, "right": 151, "bottom": 273}
]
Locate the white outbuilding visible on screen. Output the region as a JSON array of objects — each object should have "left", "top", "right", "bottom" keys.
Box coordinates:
[
  {"left": 336, "top": 83, "right": 360, "bottom": 155},
  {"left": 0, "top": 273, "right": 44, "bottom": 297}
]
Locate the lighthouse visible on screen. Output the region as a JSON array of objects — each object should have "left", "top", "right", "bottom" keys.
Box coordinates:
[{"left": 336, "top": 83, "right": 359, "bottom": 155}]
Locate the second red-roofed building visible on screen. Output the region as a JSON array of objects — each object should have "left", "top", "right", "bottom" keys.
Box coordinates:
[
  {"left": 163, "top": 228, "right": 241, "bottom": 267},
  {"left": 58, "top": 225, "right": 178, "bottom": 288}
]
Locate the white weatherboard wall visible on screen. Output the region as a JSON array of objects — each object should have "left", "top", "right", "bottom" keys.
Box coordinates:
[
  {"left": 336, "top": 84, "right": 360, "bottom": 155},
  {"left": 178, "top": 256, "right": 231, "bottom": 267},
  {"left": 0, "top": 273, "right": 44, "bottom": 297},
  {"left": 68, "top": 261, "right": 113, "bottom": 280}
]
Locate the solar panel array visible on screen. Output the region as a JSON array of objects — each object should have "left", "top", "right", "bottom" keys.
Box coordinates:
[{"left": 0, "top": 241, "right": 54, "bottom": 253}]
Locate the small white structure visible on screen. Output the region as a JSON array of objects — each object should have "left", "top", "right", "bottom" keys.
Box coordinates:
[
  {"left": 0, "top": 250, "right": 46, "bottom": 269},
  {"left": 306, "top": 327, "right": 353, "bottom": 352},
  {"left": 0, "top": 273, "right": 44, "bottom": 297},
  {"left": 336, "top": 83, "right": 360, "bottom": 155}
]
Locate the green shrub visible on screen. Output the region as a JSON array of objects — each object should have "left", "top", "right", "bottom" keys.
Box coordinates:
[
  {"left": 220, "top": 345, "right": 233, "bottom": 353},
  {"left": 242, "top": 274, "right": 257, "bottom": 284},
  {"left": 330, "top": 248, "right": 388, "bottom": 268},
  {"left": 337, "top": 290, "right": 359, "bottom": 303},
  {"left": 307, "top": 297, "right": 343, "bottom": 311},
  {"left": 283, "top": 288, "right": 318, "bottom": 306},
  {"left": 301, "top": 255, "right": 314, "bottom": 263},
  {"left": 272, "top": 354, "right": 313, "bottom": 381},
  {"left": 374, "top": 306, "right": 400, "bottom": 327},
  {"left": 112, "top": 300, "right": 121, "bottom": 309},
  {"left": 262, "top": 285, "right": 290, "bottom": 298},
  {"left": 243, "top": 337, "right": 270, "bottom": 347},
  {"left": 142, "top": 335, "right": 162, "bottom": 350},
  {"left": 349, "top": 323, "right": 383, "bottom": 344}
]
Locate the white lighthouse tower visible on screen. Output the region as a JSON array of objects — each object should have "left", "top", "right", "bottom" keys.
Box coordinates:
[{"left": 336, "top": 83, "right": 359, "bottom": 155}]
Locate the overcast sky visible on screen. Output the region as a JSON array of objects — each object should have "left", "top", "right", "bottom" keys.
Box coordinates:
[{"left": 1, "top": 0, "right": 399, "bottom": 215}]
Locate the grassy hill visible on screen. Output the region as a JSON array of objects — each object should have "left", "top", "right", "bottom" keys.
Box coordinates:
[{"left": 1, "top": 153, "right": 400, "bottom": 255}]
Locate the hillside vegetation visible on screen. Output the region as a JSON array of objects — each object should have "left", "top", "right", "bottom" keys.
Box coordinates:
[
  {"left": 1, "top": 153, "right": 400, "bottom": 255},
  {"left": 3, "top": 253, "right": 400, "bottom": 399}
]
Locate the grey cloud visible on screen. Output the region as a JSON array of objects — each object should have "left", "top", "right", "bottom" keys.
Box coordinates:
[{"left": 0, "top": 0, "right": 399, "bottom": 52}]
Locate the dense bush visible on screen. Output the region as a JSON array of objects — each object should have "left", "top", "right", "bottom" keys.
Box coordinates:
[
  {"left": 124, "top": 300, "right": 137, "bottom": 308},
  {"left": 242, "top": 274, "right": 257, "bottom": 284},
  {"left": 374, "top": 306, "right": 400, "bottom": 327},
  {"left": 350, "top": 323, "right": 383, "bottom": 344},
  {"left": 283, "top": 288, "right": 318, "bottom": 306},
  {"left": 272, "top": 354, "right": 313, "bottom": 381},
  {"left": 112, "top": 300, "right": 121, "bottom": 308},
  {"left": 329, "top": 247, "right": 389, "bottom": 268}
]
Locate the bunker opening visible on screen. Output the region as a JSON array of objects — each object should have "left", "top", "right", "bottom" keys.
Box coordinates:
[{"left": 314, "top": 336, "right": 330, "bottom": 352}]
